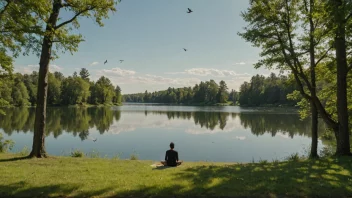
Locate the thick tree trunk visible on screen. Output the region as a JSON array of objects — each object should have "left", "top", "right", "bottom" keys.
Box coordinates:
[
  {"left": 335, "top": 37, "right": 350, "bottom": 155},
  {"left": 333, "top": 0, "right": 350, "bottom": 156},
  {"left": 307, "top": 0, "right": 318, "bottom": 158},
  {"left": 310, "top": 103, "right": 318, "bottom": 158},
  {"left": 29, "top": 1, "right": 61, "bottom": 158}
]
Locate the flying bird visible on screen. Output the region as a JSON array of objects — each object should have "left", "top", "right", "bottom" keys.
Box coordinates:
[
  {"left": 104, "top": 60, "right": 107, "bottom": 64},
  {"left": 183, "top": 48, "right": 187, "bottom": 51},
  {"left": 119, "top": 60, "right": 124, "bottom": 63},
  {"left": 187, "top": 8, "right": 193, "bottom": 13}
]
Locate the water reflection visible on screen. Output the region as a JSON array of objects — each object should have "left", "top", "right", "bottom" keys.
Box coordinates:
[
  {"left": 0, "top": 107, "right": 323, "bottom": 140},
  {"left": 0, "top": 107, "right": 121, "bottom": 140}
]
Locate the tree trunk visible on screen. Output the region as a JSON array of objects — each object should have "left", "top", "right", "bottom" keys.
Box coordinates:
[
  {"left": 307, "top": 0, "right": 318, "bottom": 158},
  {"left": 29, "top": 0, "right": 61, "bottom": 158},
  {"left": 310, "top": 102, "right": 318, "bottom": 158},
  {"left": 335, "top": 38, "right": 350, "bottom": 155},
  {"left": 333, "top": 0, "right": 350, "bottom": 156}
]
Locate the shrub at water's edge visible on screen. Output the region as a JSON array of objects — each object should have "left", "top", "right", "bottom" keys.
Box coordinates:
[{"left": 0, "top": 133, "right": 14, "bottom": 153}]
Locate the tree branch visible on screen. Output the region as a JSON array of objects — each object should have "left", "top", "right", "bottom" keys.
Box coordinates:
[
  {"left": 52, "top": 38, "right": 84, "bottom": 43},
  {"left": 55, "top": 7, "right": 95, "bottom": 30},
  {"left": 315, "top": 45, "right": 333, "bottom": 66}
]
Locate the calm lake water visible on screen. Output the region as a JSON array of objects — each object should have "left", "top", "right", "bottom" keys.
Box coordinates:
[{"left": 0, "top": 104, "right": 325, "bottom": 162}]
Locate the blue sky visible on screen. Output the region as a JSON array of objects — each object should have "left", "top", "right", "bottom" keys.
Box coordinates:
[{"left": 14, "top": 0, "right": 274, "bottom": 94}]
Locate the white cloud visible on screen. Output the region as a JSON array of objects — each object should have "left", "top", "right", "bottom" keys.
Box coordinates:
[
  {"left": 89, "top": 62, "right": 99, "bottom": 66},
  {"left": 100, "top": 67, "right": 136, "bottom": 77},
  {"left": 108, "top": 125, "right": 136, "bottom": 135},
  {"left": 139, "top": 74, "right": 201, "bottom": 86},
  {"left": 164, "top": 72, "right": 186, "bottom": 75},
  {"left": 226, "top": 77, "right": 252, "bottom": 91},
  {"left": 105, "top": 74, "right": 201, "bottom": 87},
  {"left": 276, "top": 132, "right": 290, "bottom": 139},
  {"left": 50, "top": 65, "right": 63, "bottom": 72},
  {"left": 15, "top": 64, "right": 63, "bottom": 74},
  {"left": 234, "top": 136, "right": 246, "bottom": 140},
  {"left": 185, "top": 121, "right": 243, "bottom": 135},
  {"left": 167, "top": 68, "right": 251, "bottom": 78}
]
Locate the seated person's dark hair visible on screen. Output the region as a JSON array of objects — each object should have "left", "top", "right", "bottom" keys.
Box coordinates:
[{"left": 170, "top": 142, "right": 174, "bottom": 149}]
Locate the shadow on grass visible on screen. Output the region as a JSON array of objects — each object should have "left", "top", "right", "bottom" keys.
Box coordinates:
[
  {"left": 117, "top": 158, "right": 352, "bottom": 197},
  {"left": 0, "top": 156, "right": 31, "bottom": 162},
  {"left": 0, "top": 181, "right": 113, "bottom": 198},
  {"left": 1, "top": 158, "right": 352, "bottom": 197}
]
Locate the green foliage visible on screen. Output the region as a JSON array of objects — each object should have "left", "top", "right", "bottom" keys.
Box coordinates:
[
  {"left": 11, "top": 80, "right": 30, "bottom": 107},
  {"left": 88, "top": 150, "right": 101, "bottom": 158},
  {"left": 22, "top": 72, "right": 38, "bottom": 106},
  {"left": 321, "top": 130, "right": 334, "bottom": 141},
  {"left": 90, "top": 76, "right": 115, "bottom": 104},
  {"left": 0, "top": 0, "right": 46, "bottom": 75},
  {"left": 79, "top": 68, "right": 90, "bottom": 81},
  {"left": 258, "top": 159, "right": 268, "bottom": 165},
  {"left": 61, "top": 76, "right": 90, "bottom": 105},
  {"left": 112, "top": 152, "right": 122, "bottom": 160},
  {"left": 17, "top": 146, "right": 30, "bottom": 157},
  {"left": 48, "top": 73, "right": 61, "bottom": 105},
  {"left": 70, "top": 149, "right": 85, "bottom": 158},
  {"left": 0, "top": 75, "right": 12, "bottom": 114},
  {"left": 272, "top": 159, "right": 280, "bottom": 165},
  {"left": 124, "top": 74, "right": 298, "bottom": 107},
  {"left": 130, "top": 151, "right": 139, "bottom": 160},
  {"left": 285, "top": 153, "right": 301, "bottom": 162},
  {"left": 0, "top": 133, "right": 14, "bottom": 153},
  {"left": 125, "top": 80, "right": 232, "bottom": 105},
  {"left": 217, "top": 80, "right": 228, "bottom": 103},
  {"left": 239, "top": 73, "right": 298, "bottom": 106},
  {"left": 319, "top": 146, "right": 335, "bottom": 157},
  {"left": 1, "top": 69, "right": 124, "bottom": 107},
  {"left": 113, "top": 86, "right": 122, "bottom": 104}
]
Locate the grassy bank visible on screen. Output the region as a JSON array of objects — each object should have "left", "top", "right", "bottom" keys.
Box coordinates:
[{"left": 1, "top": 154, "right": 352, "bottom": 197}]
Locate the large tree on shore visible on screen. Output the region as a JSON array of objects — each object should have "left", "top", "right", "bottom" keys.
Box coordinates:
[
  {"left": 29, "top": 0, "right": 118, "bottom": 158},
  {"left": 326, "top": 0, "right": 352, "bottom": 155},
  {"left": 239, "top": 0, "right": 351, "bottom": 156}
]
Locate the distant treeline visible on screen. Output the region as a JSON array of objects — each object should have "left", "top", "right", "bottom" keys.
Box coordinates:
[
  {"left": 0, "top": 68, "right": 122, "bottom": 107},
  {"left": 123, "top": 73, "right": 298, "bottom": 106},
  {"left": 124, "top": 80, "right": 230, "bottom": 105},
  {"left": 239, "top": 73, "right": 298, "bottom": 106}
]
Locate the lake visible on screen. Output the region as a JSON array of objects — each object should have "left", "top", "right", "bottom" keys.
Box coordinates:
[{"left": 0, "top": 104, "right": 325, "bottom": 162}]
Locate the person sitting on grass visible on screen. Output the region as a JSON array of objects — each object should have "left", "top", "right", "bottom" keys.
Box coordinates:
[{"left": 161, "top": 142, "right": 182, "bottom": 167}]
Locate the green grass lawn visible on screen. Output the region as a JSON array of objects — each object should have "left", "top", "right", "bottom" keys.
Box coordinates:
[{"left": 1, "top": 154, "right": 352, "bottom": 197}]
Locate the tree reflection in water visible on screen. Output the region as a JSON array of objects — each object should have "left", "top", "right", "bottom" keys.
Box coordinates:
[{"left": 0, "top": 107, "right": 326, "bottom": 141}]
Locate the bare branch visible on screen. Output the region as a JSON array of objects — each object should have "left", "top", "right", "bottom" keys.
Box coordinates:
[{"left": 55, "top": 7, "right": 95, "bottom": 30}]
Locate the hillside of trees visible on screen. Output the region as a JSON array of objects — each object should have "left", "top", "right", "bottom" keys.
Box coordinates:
[
  {"left": 123, "top": 73, "right": 298, "bottom": 106},
  {"left": 0, "top": 68, "right": 122, "bottom": 107}
]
